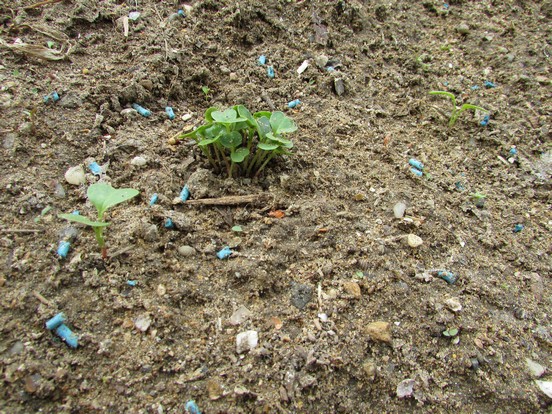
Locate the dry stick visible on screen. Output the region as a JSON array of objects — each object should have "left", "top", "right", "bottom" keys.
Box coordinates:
[
  {"left": 23, "top": 0, "right": 64, "bottom": 10},
  {"left": 33, "top": 291, "right": 52, "bottom": 306},
  {"left": 184, "top": 194, "right": 269, "bottom": 206}
]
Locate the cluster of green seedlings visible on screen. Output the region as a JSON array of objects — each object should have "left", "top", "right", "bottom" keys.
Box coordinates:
[
  {"left": 429, "top": 91, "right": 488, "bottom": 127},
  {"left": 178, "top": 105, "right": 297, "bottom": 178},
  {"left": 59, "top": 183, "right": 138, "bottom": 259}
]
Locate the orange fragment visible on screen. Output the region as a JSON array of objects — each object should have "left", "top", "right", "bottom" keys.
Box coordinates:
[
  {"left": 271, "top": 316, "right": 283, "bottom": 330},
  {"left": 268, "top": 210, "right": 285, "bottom": 219}
]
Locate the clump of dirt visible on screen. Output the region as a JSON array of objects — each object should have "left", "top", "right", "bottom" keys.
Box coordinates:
[{"left": 1, "top": 0, "right": 551, "bottom": 413}]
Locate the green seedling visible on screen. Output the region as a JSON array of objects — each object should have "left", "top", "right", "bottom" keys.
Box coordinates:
[
  {"left": 58, "top": 183, "right": 139, "bottom": 259},
  {"left": 231, "top": 225, "right": 243, "bottom": 233},
  {"left": 443, "top": 327, "right": 459, "bottom": 337},
  {"left": 429, "top": 91, "right": 488, "bottom": 127},
  {"left": 177, "top": 105, "right": 297, "bottom": 178},
  {"left": 470, "top": 192, "right": 487, "bottom": 208},
  {"left": 201, "top": 86, "right": 211, "bottom": 100}
]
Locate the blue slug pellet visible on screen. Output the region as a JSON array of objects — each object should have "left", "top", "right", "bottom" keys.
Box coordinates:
[
  {"left": 437, "top": 271, "right": 457, "bottom": 284},
  {"left": 216, "top": 247, "right": 232, "bottom": 260},
  {"left": 258, "top": 55, "right": 266, "bottom": 65},
  {"left": 57, "top": 241, "right": 71, "bottom": 258},
  {"left": 180, "top": 185, "right": 190, "bottom": 202},
  {"left": 513, "top": 224, "right": 524, "bottom": 233},
  {"left": 43, "top": 91, "right": 60, "bottom": 103},
  {"left": 410, "top": 168, "right": 423, "bottom": 177},
  {"left": 132, "top": 103, "right": 151, "bottom": 117},
  {"left": 165, "top": 107, "right": 175, "bottom": 120},
  {"left": 470, "top": 85, "right": 479, "bottom": 90},
  {"left": 127, "top": 280, "right": 137, "bottom": 286},
  {"left": 46, "top": 313, "right": 66, "bottom": 330},
  {"left": 484, "top": 81, "right": 496, "bottom": 88},
  {"left": 55, "top": 324, "right": 78, "bottom": 348},
  {"left": 46, "top": 313, "right": 78, "bottom": 348},
  {"left": 480, "top": 114, "right": 490, "bottom": 126},
  {"left": 408, "top": 159, "right": 424, "bottom": 170},
  {"left": 149, "top": 193, "right": 158, "bottom": 207},
  {"left": 88, "top": 162, "right": 102, "bottom": 175},
  {"left": 164, "top": 218, "right": 174, "bottom": 228},
  {"left": 178, "top": 9, "right": 185, "bottom": 17},
  {"left": 288, "top": 99, "right": 301, "bottom": 109},
  {"left": 185, "top": 400, "right": 201, "bottom": 414},
  {"left": 267, "top": 66, "right": 275, "bottom": 78},
  {"left": 509, "top": 147, "right": 518, "bottom": 155}
]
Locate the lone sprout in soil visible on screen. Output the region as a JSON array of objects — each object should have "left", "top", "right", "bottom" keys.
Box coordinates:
[
  {"left": 176, "top": 105, "right": 297, "bottom": 178},
  {"left": 58, "top": 183, "right": 139, "bottom": 258},
  {"left": 429, "top": 91, "right": 488, "bottom": 127},
  {"left": 201, "top": 86, "right": 211, "bottom": 100}
]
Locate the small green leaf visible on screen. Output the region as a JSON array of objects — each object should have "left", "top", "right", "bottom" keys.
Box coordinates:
[
  {"left": 231, "top": 147, "right": 249, "bottom": 163},
  {"left": 254, "top": 111, "right": 272, "bottom": 119},
  {"left": 257, "top": 142, "right": 278, "bottom": 151},
  {"left": 232, "top": 225, "right": 243, "bottom": 232},
  {"left": 269, "top": 111, "right": 298, "bottom": 134},
  {"left": 220, "top": 131, "right": 242, "bottom": 149},
  {"left": 198, "top": 137, "right": 219, "bottom": 146},
  {"left": 205, "top": 107, "right": 218, "bottom": 122},
  {"left": 266, "top": 132, "right": 292, "bottom": 147},
  {"left": 47, "top": 41, "right": 55, "bottom": 49},
  {"left": 236, "top": 105, "right": 256, "bottom": 126},
  {"left": 256, "top": 116, "right": 271, "bottom": 139},
  {"left": 212, "top": 108, "right": 246, "bottom": 124},
  {"left": 87, "top": 183, "right": 139, "bottom": 219},
  {"left": 58, "top": 213, "right": 110, "bottom": 227}
]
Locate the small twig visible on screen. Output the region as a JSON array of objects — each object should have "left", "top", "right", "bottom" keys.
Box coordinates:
[
  {"left": 0, "top": 228, "right": 43, "bottom": 233},
  {"left": 22, "top": 0, "right": 64, "bottom": 10},
  {"left": 183, "top": 194, "right": 269, "bottom": 206},
  {"left": 33, "top": 291, "right": 53, "bottom": 306}
]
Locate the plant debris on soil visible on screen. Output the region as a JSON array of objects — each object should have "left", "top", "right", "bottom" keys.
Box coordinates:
[{"left": 1, "top": 0, "right": 551, "bottom": 413}]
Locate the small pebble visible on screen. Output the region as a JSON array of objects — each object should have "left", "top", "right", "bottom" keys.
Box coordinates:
[
  {"left": 456, "top": 23, "right": 470, "bottom": 34},
  {"left": 64, "top": 165, "right": 86, "bottom": 185},
  {"left": 444, "top": 297, "right": 462, "bottom": 312},
  {"left": 526, "top": 359, "right": 546, "bottom": 378},
  {"left": 393, "top": 202, "right": 407, "bottom": 218},
  {"left": 230, "top": 305, "right": 251, "bottom": 326},
  {"left": 134, "top": 314, "right": 151, "bottom": 332},
  {"left": 365, "top": 321, "right": 392, "bottom": 343},
  {"left": 535, "top": 380, "right": 552, "bottom": 399},
  {"left": 334, "top": 78, "right": 345, "bottom": 96},
  {"left": 131, "top": 156, "right": 147, "bottom": 166},
  {"left": 314, "top": 55, "right": 329, "bottom": 68},
  {"left": 207, "top": 379, "right": 223, "bottom": 400},
  {"left": 407, "top": 234, "right": 423, "bottom": 248},
  {"left": 343, "top": 281, "right": 361, "bottom": 298},
  {"left": 396, "top": 378, "right": 415, "bottom": 398},
  {"left": 178, "top": 245, "right": 196, "bottom": 257},
  {"left": 236, "top": 330, "right": 258, "bottom": 354}
]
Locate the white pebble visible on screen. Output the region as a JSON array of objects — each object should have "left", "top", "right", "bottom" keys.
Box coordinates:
[
  {"left": 131, "top": 156, "right": 147, "bottom": 166},
  {"left": 526, "top": 359, "right": 546, "bottom": 378},
  {"left": 236, "top": 330, "right": 258, "bottom": 354},
  {"left": 134, "top": 314, "right": 151, "bottom": 332},
  {"left": 229, "top": 305, "right": 251, "bottom": 326},
  {"left": 297, "top": 60, "right": 309, "bottom": 75},
  {"left": 178, "top": 245, "right": 196, "bottom": 257},
  {"left": 407, "top": 234, "right": 423, "bottom": 248},
  {"left": 393, "top": 202, "right": 407, "bottom": 218},
  {"left": 535, "top": 380, "right": 552, "bottom": 399},
  {"left": 396, "top": 378, "right": 415, "bottom": 398},
  {"left": 181, "top": 113, "right": 192, "bottom": 121},
  {"left": 64, "top": 165, "right": 86, "bottom": 185},
  {"left": 444, "top": 297, "right": 462, "bottom": 312}
]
